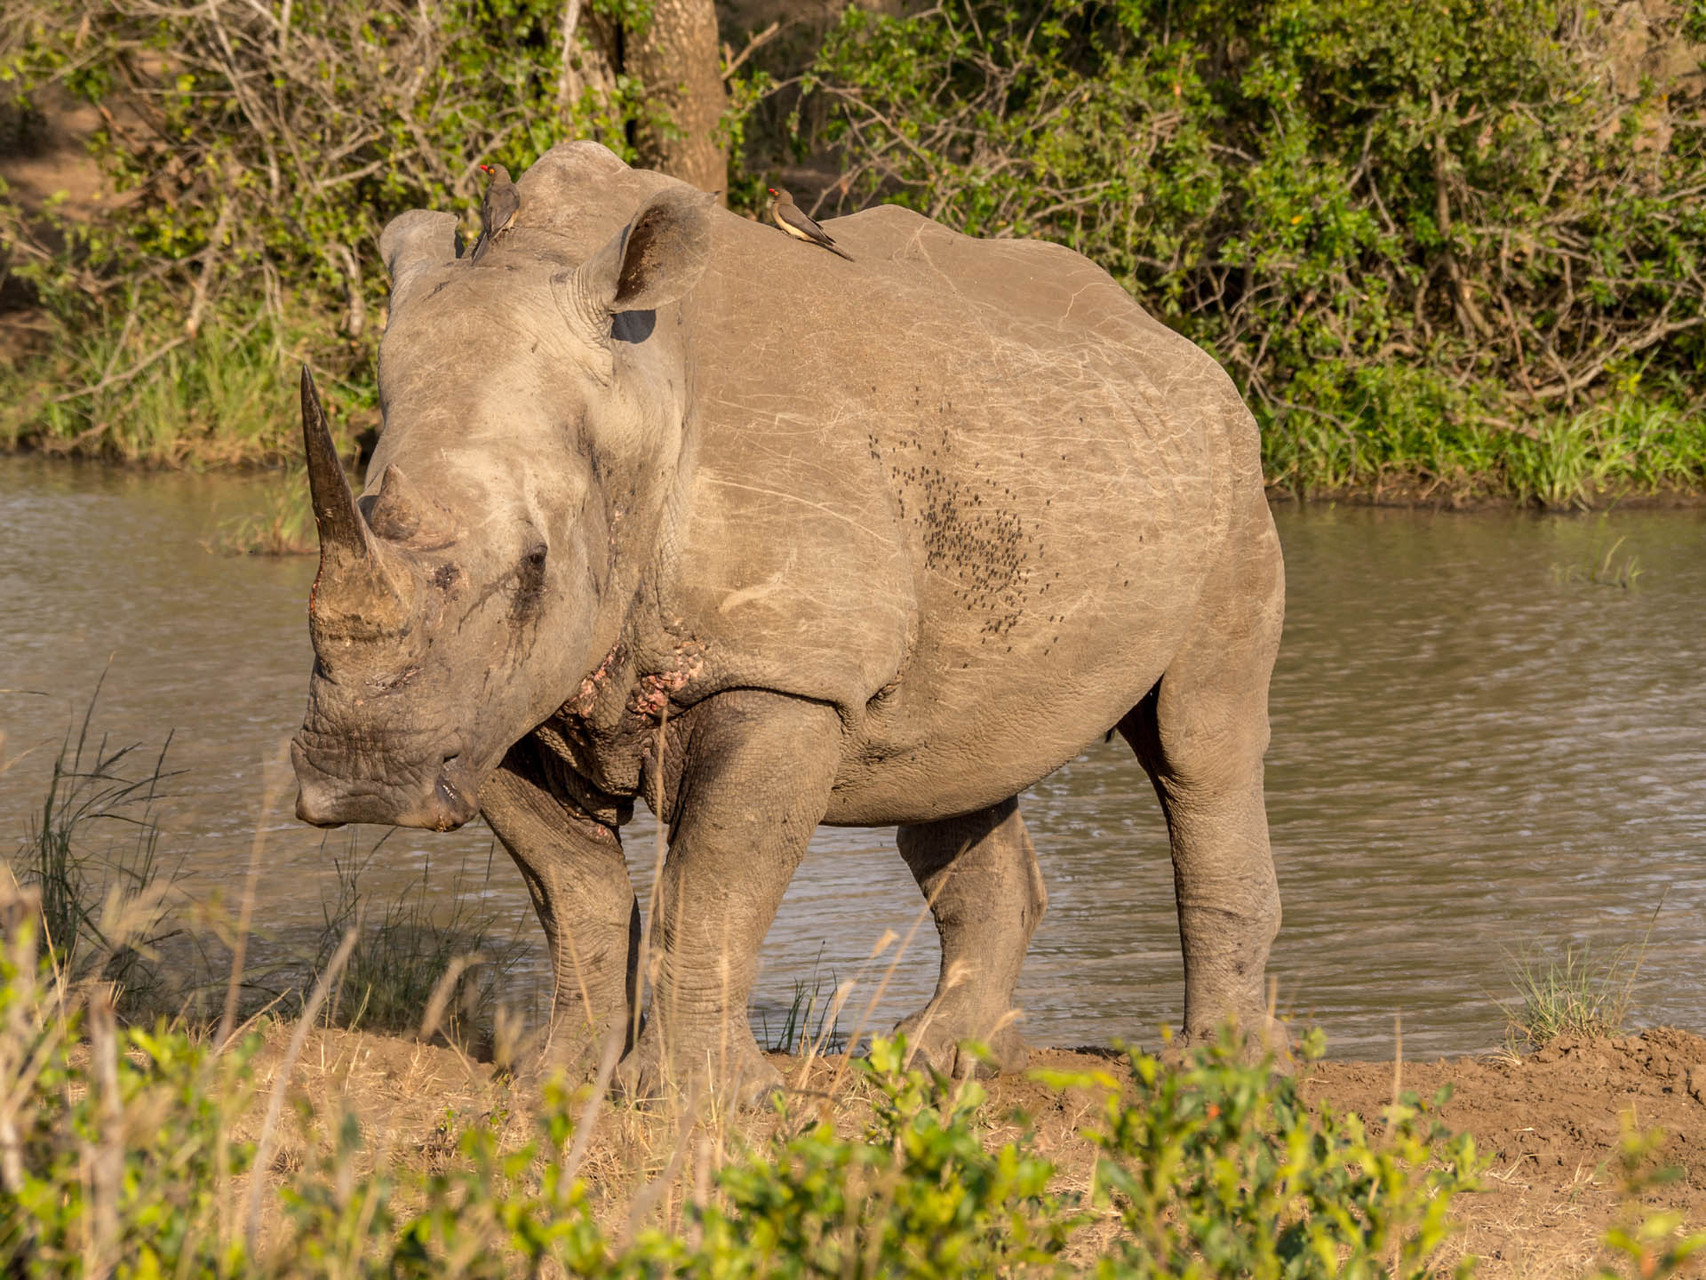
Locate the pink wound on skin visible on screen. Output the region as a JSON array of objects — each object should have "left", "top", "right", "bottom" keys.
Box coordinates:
[
  {"left": 563, "top": 644, "right": 623, "bottom": 717},
  {"left": 630, "top": 643, "right": 705, "bottom": 719}
]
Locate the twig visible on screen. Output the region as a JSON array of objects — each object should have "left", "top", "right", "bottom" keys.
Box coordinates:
[
  {"left": 559, "top": 1026, "right": 624, "bottom": 1186},
  {"left": 218, "top": 740, "right": 289, "bottom": 1049},
  {"left": 244, "top": 924, "right": 359, "bottom": 1255},
  {"left": 50, "top": 335, "right": 189, "bottom": 404},
  {"left": 184, "top": 196, "right": 233, "bottom": 338},
  {"left": 416, "top": 953, "right": 478, "bottom": 1044},
  {"left": 721, "top": 19, "right": 781, "bottom": 81}
]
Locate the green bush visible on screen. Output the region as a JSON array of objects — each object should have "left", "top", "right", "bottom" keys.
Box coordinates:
[
  {"left": 4, "top": 878, "right": 1703, "bottom": 1280},
  {"left": 1059, "top": 1029, "right": 1478, "bottom": 1278},
  {"left": 0, "top": 875, "right": 1487, "bottom": 1280},
  {"left": 0, "top": 0, "right": 663, "bottom": 463},
  {"left": 800, "top": 0, "right": 1706, "bottom": 498},
  {"left": 0, "top": 0, "right": 652, "bottom": 333}
]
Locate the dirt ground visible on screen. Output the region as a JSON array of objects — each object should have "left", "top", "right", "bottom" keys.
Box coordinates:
[
  {"left": 252, "top": 1022, "right": 1706, "bottom": 1277},
  {"left": 1296, "top": 1030, "right": 1706, "bottom": 1277}
]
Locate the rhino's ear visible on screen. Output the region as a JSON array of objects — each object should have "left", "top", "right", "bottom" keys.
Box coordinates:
[
  {"left": 380, "top": 211, "right": 463, "bottom": 288},
  {"left": 558, "top": 188, "right": 714, "bottom": 336}
]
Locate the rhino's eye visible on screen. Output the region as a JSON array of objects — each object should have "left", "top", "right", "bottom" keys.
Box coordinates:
[{"left": 511, "top": 543, "right": 549, "bottom": 621}]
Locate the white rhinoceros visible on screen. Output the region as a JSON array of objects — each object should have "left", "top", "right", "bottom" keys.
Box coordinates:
[{"left": 292, "top": 142, "right": 1285, "bottom": 1098}]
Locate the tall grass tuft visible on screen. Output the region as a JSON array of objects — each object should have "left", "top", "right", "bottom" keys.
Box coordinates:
[
  {"left": 1552, "top": 533, "right": 1644, "bottom": 589},
  {"left": 1498, "top": 941, "right": 1647, "bottom": 1051},
  {"left": 9, "top": 679, "right": 182, "bottom": 1006},
  {"left": 312, "top": 835, "right": 530, "bottom": 1045},
  {"left": 759, "top": 949, "right": 845, "bottom": 1055}
]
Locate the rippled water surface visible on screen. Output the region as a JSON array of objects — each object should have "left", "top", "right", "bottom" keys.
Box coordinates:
[{"left": 3, "top": 457, "right": 1703, "bottom": 1057}]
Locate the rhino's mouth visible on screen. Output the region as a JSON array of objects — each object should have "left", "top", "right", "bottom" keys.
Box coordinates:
[{"left": 291, "top": 739, "right": 481, "bottom": 832}]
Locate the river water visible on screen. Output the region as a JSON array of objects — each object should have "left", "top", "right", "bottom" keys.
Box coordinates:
[{"left": 2, "top": 457, "right": 1702, "bottom": 1058}]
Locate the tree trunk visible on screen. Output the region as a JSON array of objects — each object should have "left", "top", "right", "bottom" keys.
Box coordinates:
[{"left": 623, "top": 0, "right": 727, "bottom": 196}]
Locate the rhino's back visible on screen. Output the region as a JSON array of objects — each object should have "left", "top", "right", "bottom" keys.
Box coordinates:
[{"left": 666, "top": 203, "right": 1255, "bottom": 819}]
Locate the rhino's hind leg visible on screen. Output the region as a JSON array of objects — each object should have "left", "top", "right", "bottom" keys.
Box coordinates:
[
  {"left": 1119, "top": 494, "right": 1286, "bottom": 1055},
  {"left": 893, "top": 797, "right": 1046, "bottom": 1077},
  {"left": 481, "top": 740, "right": 641, "bottom": 1076},
  {"left": 620, "top": 690, "right": 842, "bottom": 1106}
]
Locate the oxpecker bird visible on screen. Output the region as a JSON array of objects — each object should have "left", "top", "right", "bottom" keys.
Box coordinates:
[
  {"left": 473, "top": 163, "right": 520, "bottom": 260},
  {"left": 765, "top": 186, "right": 853, "bottom": 262}
]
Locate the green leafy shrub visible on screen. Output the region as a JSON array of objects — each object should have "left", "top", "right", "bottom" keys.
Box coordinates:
[
  {"left": 801, "top": 0, "right": 1706, "bottom": 499},
  {"left": 0, "top": 0, "right": 661, "bottom": 462},
  {"left": 1594, "top": 1122, "right": 1706, "bottom": 1280},
  {"left": 1054, "top": 1028, "right": 1480, "bottom": 1278},
  {"left": 695, "top": 1036, "right": 1075, "bottom": 1277},
  {"left": 0, "top": 899, "right": 260, "bottom": 1277},
  {"left": 0, "top": 0, "right": 652, "bottom": 331},
  {"left": 0, "top": 879, "right": 1692, "bottom": 1279}
]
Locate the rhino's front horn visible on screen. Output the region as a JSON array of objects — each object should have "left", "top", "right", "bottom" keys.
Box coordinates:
[
  {"left": 302, "top": 366, "right": 366, "bottom": 560},
  {"left": 301, "top": 366, "right": 414, "bottom": 642}
]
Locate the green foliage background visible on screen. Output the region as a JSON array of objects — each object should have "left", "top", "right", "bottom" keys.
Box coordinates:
[
  {"left": 2, "top": 0, "right": 1705, "bottom": 501},
  {"left": 801, "top": 0, "right": 1706, "bottom": 498},
  {"left": 0, "top": 0, "right": 659, "bottom": 462}
]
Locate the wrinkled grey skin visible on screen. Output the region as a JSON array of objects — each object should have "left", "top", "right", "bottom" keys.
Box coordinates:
[{"left": 292, "top": 142, "right": 1285, "bottom": 1100}]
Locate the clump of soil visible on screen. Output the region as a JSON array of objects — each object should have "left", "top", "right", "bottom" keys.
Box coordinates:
[{"left": 250, "top": 1025, "right": 1706, "bottom": 1278}]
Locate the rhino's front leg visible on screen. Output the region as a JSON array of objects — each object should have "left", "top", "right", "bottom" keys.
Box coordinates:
[
  {"left": 481, "top": 741, "right": 641, "bottom": 1076},
  {"left": 621, "top": 689, "right": 841, "bottom": 1105}
]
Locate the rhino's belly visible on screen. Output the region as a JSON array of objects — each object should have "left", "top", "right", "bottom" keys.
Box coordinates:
[{"left": 819, "top": 566, "right": 1194, "bottom": 825}]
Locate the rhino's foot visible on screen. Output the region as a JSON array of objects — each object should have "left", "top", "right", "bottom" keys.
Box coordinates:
[
  {"left": 614, "top": 1024, "right": 785, "bottom": 1109},
  {"left": 892, "top": 999, "right": 1028, "bottom": 1079},
  {"left": 525, "top": 1017, "right": 631, "bottom": 1086},
  {"left": 1169, "top": 1012, "right": 1293, "bottom": 1072}
]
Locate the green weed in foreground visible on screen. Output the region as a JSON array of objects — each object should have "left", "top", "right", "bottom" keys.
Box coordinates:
[
  {"left": 1595, "top": 1122, "right": 1706, "bottom": 1280},
  {"left": 1050, "top": 1028, "right": 1479, "bottom": 1279},
  {"left": 0, "top": 881, "right": 1700, "bottom": 1278},
  {"left": 0, "top": 876, "right": 1478, "bottom": 1279}
]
